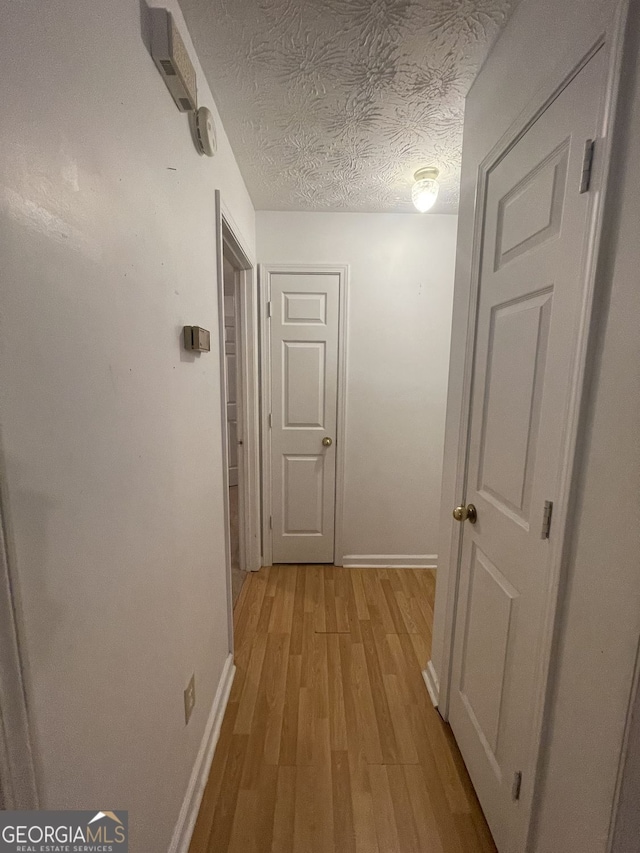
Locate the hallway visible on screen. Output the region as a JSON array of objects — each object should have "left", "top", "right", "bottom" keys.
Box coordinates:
[{"left": 189, "top": 566, "right": 496, "bottom": 853}]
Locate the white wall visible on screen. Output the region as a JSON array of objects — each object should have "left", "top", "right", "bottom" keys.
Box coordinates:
[
  {"left": 431, "top": 0, "right": 640, "bottom": 850},
  {"left": 257, "top": 211, "right": 457, "bottom": 565},
  {"left": 0, "top": 2, "right": 254, "bottom": 851}
]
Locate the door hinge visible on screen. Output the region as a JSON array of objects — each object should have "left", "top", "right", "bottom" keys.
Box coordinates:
[
  {"left": 541, "top": 500, "right": 554, "bottom": 540},
  {"left": 512, "top": 771, "right": 523, "bottom": 802},
  {"left": 268, "top": 412, "right": 272, "bottom": 428},
  {"left": 269, "top": 516, "right": 272, "bottom": 530},
  {"left": 267, "top": 300, "right": 272, "bottom": 318},
  {"left": 579, "top": 139, "right": 595, "bottom": 193}
]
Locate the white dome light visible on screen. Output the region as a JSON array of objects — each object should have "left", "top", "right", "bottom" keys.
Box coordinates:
[{"left": 411, "top": 167, "right": 440, "bottom": 212}]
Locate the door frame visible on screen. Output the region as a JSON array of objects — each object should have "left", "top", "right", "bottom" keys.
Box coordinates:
[
  {"left": 0, "top": 494, "right": 39, "bottom": 808},
  {"left": 259, "top": 264, "right": 349, "bottom": 567},
  {"left": 431, "top": 1, "right": 629, "bottom": 846},
  {"left": 214, "top": 193, "right": 261, "bottom": 652}
]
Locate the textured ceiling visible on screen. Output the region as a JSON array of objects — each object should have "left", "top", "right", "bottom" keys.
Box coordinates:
[{"left": 180, "top": 0, "right": 517, "bottom": 213}]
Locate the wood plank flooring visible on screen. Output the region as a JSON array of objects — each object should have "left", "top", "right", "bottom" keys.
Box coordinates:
[{"left": 189, "top": 565, "right": 497, "bottom": 853}]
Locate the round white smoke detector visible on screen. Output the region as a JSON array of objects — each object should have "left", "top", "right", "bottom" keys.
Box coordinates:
[{"left": 195, "top": 106, "right": 217, "bottom": 157}]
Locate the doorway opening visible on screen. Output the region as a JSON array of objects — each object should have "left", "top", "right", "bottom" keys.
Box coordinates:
[
  {"left": 223, "top": 253, "right": 244, "bottom": 606},
  {"left": 214, "top": 194, "right": 261, "bottom": 639}
]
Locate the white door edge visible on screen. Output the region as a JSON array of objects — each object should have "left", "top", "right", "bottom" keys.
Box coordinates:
[
  {"left": 259, "top": 264, "right": 349, "bottom": 567},
  {"left": 431, "top": 2, "right": 630, "bottom": 848},
  {"left": 0, "top": 503, "right": 39, "bottom": 809}
]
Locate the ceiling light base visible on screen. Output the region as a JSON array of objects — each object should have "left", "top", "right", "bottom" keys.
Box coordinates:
[{"left": 413, "top": 167, "right": 440, "bottom": 182}]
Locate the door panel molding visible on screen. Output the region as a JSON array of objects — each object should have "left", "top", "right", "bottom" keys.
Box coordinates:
[
  {"left": 458, "top": 545, "right": 519, "bottom": 759},
  {"left": 282, "top": 453, "right": 325, "bottom": 535},
  {"left": 260, "top": 264, "right": 349, "bottom": 567},
  {"left": 477, "top": 287, "right": 552, "bottom": 525},
  {"left": 282, "top": 340, "right": 327, "bottom": 428},
  {"left": 430, "top": 3, "right": 629, "bottom": 850},
  {"left": 494, "top": 141, "right": 568, "bottom": 269}
]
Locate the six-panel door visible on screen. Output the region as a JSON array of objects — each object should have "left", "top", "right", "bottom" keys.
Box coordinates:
[
  {"left": 269, "top": 271, "right": 340, "bottom": 563},
  {"left": 449, "top": 49, "right": 606, "bottom": 853}
]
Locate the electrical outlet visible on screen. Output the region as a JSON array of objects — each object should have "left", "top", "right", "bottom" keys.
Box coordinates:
[{"left": 184, "top": 673, "right": 196, "bottom": 725}]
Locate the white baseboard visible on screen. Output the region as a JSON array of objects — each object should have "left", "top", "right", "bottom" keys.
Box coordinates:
[
  {"left": 168, "top": 653, "right": 235, "bottom": 853},
  {"left": 341, "top": 554, "right": 437, "bottom": 569},
  {"left": 423, "top": 660, "right": 440, "bottom": 708}
]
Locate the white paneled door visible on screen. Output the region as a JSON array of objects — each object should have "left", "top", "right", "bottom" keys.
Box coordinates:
[
  {"left": 449, "top": 49, "right": 606, "bottom": 852},
  {"left": 269, "top": 270, "right": 340, "bottom": 563}
]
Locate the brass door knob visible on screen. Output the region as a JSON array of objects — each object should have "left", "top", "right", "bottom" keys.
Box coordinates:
[
  {"left": 453, "top": 503, "right": 477, "bottom": 524},
  {"left": 322, "top": 437, "right": 333, "bottom": 447}
]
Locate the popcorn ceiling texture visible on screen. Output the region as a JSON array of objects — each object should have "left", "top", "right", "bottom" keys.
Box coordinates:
[{"left": 180, "top": 0, "right": 517, "bottom": 213}]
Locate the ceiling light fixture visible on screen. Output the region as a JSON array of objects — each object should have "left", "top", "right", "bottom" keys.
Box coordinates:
[{"left": 412, "top": 167, "right": 440, "bottom": 212}]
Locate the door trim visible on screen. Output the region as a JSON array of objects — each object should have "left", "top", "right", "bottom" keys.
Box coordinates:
[
  {"left": 215, "top": 193, "right": 260, "bottom": 655},
  {"left": 221, "top": 207, "right": 261, "bottom": 578},
  {"left": 259, "top": 264, "right": 349, "bottom": 567},
  {"left": 0, "top": 488, "right": 39, "bottom": 808},
  {"left": 431, "top": 2, "right": 629, "bottom": 846}
]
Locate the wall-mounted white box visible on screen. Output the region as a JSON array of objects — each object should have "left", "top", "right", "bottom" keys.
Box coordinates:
[{"left": 150, "top": 7, "right": 197, "bottom": 112}]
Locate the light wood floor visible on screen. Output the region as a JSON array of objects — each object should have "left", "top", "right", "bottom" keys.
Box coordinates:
[{"left": 189, "top": 565, "right": 496, "bottom": 853}]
